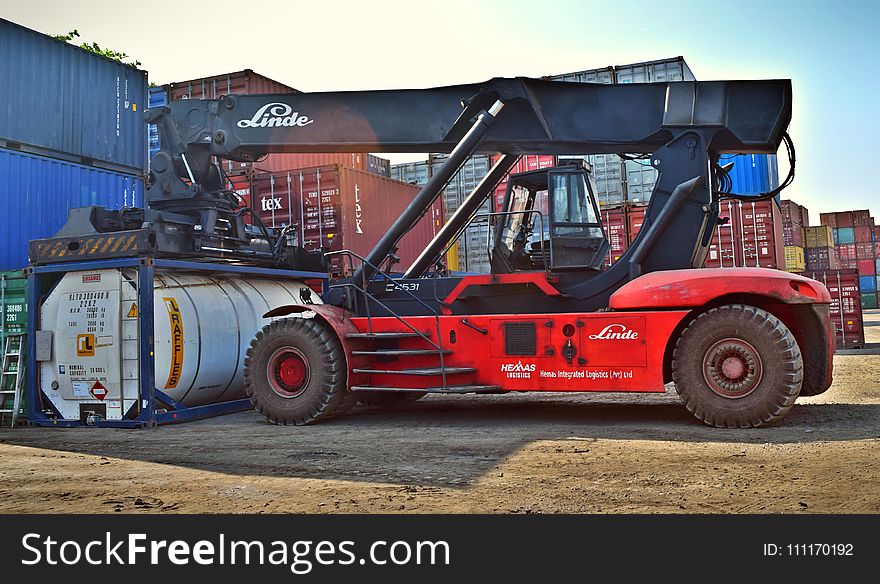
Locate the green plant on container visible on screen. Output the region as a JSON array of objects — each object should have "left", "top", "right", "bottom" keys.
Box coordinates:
[{"left": 53, "top": 29, "right": 141, "bottom": 68}]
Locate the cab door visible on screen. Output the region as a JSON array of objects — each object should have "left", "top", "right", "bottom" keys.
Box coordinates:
[{"left": 547, "top": 169, "right": 608, "bottom": 271}]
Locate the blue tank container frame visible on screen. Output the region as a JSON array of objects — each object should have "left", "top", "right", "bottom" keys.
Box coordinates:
[{"left": 25, "top": 256, "right": 327, "bottom": 428}]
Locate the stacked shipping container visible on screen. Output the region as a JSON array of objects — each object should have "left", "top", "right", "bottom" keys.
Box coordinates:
[
  {"left": 0, "top": 18, "right": 147, "bottom": 270},
  {"left": 820, "top": 210, "right": 878, "bottom": 309},
  {"left": 704, "top": 199, "right": 785, "bottom": 269},
  {"left": 247, "top": 165, "right": 441, "bottom": 275}
]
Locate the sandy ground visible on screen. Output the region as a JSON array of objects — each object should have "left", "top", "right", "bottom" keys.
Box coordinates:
[{"left": 1, "top": 311, "right": 877, "bottom": 514}]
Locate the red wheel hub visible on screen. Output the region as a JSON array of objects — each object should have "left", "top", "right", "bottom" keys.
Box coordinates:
[
  {"left": 267, "top": 347, "right": 310, "bottom": 398},
  {"left": 279, "top": 356, "right": 306, "bottom": 387},
  {"left": 702, "top": 338, "right": 763, "bottom": 399}
]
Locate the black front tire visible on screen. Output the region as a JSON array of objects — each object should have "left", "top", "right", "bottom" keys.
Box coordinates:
[
  {"left": 672, "top": 304, "right": 803, "bottom": 428},
  {"left": 244, "top": 318, "right": 358, "bottom": 425}
]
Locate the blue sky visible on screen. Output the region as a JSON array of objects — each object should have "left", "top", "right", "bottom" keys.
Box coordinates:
[{"left": 5, "top": 0, "right": 878, "bottom": 216}]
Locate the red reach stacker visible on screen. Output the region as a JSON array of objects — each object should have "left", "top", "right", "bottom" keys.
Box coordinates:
[{"left": 119, "top": 77, "right": 838, "bottom": 426}]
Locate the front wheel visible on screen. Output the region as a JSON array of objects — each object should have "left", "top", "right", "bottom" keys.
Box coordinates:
[
  {"left": 672, "top": 304, "right": 803, "bottom": 428},
  {"left": 244, "top": 318, "right": 358, "bottom": 425}
]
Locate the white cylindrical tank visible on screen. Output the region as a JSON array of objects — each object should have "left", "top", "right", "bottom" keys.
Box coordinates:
[{"left": 38, "top": 268, "right": 319, "bottom": 421}]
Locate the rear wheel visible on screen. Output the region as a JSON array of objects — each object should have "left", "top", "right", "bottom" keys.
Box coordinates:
[
  {"left": 672, "top": 304, "right": 802, "bottom": 428},
  {"left": 244, "top": 318, "right": 358, "bottom": 425}
]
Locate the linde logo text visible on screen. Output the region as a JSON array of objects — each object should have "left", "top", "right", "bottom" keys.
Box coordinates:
[
  {"left": 588, "top": 324, "right": 639, "bottom": 340},
  {"left": 237, "top": 103, "right": 315, "bottom": 128}
]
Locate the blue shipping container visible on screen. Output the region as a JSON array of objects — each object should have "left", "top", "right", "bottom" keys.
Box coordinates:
[
  {"left": 860, "top": 275, "right": 877, "bottom": 293},
  {"left": 719, "top": 154, "right": 779, "bottom": 195},
  {"left": 148, "top": 86, "right": 168, "bottom": 164},
  {"left": 0, "top": 147, "right": 144, "bottom": 270},
  {"left": 0, "top": 18, "right": 147, "bottom": 174},
  {"left": 835, "top": 227, "right": 855, "bottom": 245}
]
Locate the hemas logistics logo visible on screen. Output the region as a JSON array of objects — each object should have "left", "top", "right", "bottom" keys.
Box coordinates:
[
  {"left": 237, "top": 103, "right": 315, "bottom": 129},
  {"left": 501, "top": 361, "right": 536, "bottom": 379}
]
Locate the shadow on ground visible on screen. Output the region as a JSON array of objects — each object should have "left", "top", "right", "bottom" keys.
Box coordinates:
[{"left": 1, "top": 392, "right": 877, "bottom": 488}]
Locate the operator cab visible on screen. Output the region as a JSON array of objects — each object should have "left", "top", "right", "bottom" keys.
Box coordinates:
[{"left": 491, "top": 161, "right": 609, "bottom": 274}]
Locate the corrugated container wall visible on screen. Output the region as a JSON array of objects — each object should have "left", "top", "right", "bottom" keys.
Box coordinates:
[
  {"left": 391, "top": 155, "right": 494, "bottom": 273},
  {"left": 250, "top": 165, "right": 440, "bottom": 274},
  {"left": 0, "top": 18, "right": 147, "bottom": 175},
  {"left": 0, "top": 148, "right": 144, "bottom": 270},
  {"left": 803, "top": 269, "right": 865, "bottom": 349}
]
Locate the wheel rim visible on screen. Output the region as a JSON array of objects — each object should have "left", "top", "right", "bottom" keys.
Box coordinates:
[
  {"left": 267, "top": 347, "right": 310, "bottom": 398},
  {"left": 702, "top": 338, "right": 763, "bottom": 399}
]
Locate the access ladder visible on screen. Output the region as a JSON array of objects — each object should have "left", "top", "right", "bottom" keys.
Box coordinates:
[{"left": 0, "top": 334, "right": 25, "bottom": 427}]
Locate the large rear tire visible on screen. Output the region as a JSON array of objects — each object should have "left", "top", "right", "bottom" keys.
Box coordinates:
[
  {"left": 244, "top": 318, "right": 358, "bottom": 425},
  {"left": 672, "top": 304, "right": 802, "bottom": 428}
]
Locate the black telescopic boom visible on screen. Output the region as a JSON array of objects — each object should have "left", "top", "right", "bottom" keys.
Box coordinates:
[
  {"left": 403, "top": 153, "right": 519, "bottom": 278},
  {"left": 352, "top": 101, "right": 505, "bottom": 284}
]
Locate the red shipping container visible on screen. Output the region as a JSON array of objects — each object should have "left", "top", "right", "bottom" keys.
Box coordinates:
[
  {"left": 858, "top": 259, "right": 876, "bottom": 276},
  {"left": 853, "top": 209, "right": 873, "bottom": 227},
  {"left": 782, "top": 224, "right": 805, "bottom": 247},
  {"left": 627, "top": 205, "right": 648, "bottom": 239},
  {"left": 703, "top": 199, "right": 784, "bottom": 269},
  {"left": 492, "top": 155, "right": 557, "bottom": 211},
  {"left": 803, "top": 269, "right": 865, "bottom": 349},
  {"left": 780, "top": 200, "right": 807, "bottom": 227},
  {"left": 805, "top": 246, "right": 839, "bottom": 271},
  {"left": 835, "top": 211, "right": 855, "bottom": 227},
  {"left": 251, "top": 164, "right": 442, "bottom": 274},
  {"left": 820, "top": 212, "right": 837, "bottom": 228},
  {"left": 854, "top": 225, "right": 874, "bottom": 243},
  {"left": 601, "top": 208, "right": 628, "bottom": 266},
  {"left": 838, "top": 258, "right": 858, "bottom": 270},
  {"left": 856, "top": 241, "right": 875, "bottom": 259},
  {"left": 836, "top": 243, "right": 857, "bottom": 260}
]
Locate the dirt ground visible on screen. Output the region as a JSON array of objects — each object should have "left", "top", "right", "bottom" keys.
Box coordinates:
[{"left": 1, "top": 311, "right": 878, "bottom": 514}]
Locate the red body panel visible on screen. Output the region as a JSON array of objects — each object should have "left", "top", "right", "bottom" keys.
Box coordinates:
[
  {"left": 349, "top": 311, "right": 689, "bottom": 392},
  {"left": 609, "top": 268, "right": 832, "bottom": 310}
]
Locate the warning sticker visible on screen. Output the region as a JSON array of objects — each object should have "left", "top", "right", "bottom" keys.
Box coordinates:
[
  {"left": 90, "top": 381, "right": 108, "bottom": 401},
  {"left": 163, "top": 297, "right": 184, "bottom": 389},
  {"left": 127, "top": 303, "right": 138, "bottom": 318},
  {"left": 76, "top": 334, "right": 96, "bottom": 357}
]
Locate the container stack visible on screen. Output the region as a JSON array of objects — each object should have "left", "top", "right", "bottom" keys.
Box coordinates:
[
  {"left": 0, "top": 18, "right": 147, "bottom": 271},
  {"left": 780, "top": 200, "right": 807, "bottom": 272},
  {"left": 246, "top": 164, "right": 442, "bottom": 275},
  {"left": 804, "top": 226, "right": 838, "bottom": 271},
  {"left": 704, "top": 199, "right": 785, "bottom": 269},
  {"left": 802, "top": 269, "right": 866, "bottom": 348},
  {"left": 820, "top": 210, "right": 878, "bottom": 309},
  {"left": 391, "top": 154, "right": 495, "bottom": 272}
]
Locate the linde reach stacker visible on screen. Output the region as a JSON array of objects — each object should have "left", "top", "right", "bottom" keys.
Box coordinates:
[{"left": 32, "top": 76, "right": 834, "bottom": 428}]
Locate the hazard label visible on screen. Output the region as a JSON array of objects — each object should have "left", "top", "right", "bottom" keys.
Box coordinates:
[
  {"left": 127, "top": 303, "right": 138, "bottom": 318},
  {"left": 90, "top": 380, "right": 108, "bottom": 401},
  {"left": 77, "top": 334, "right": 96, "bottom": 357}
]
